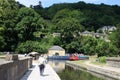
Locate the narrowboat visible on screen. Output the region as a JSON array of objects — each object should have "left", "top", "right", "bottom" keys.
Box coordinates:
[{"left": 47, "top": 54, "right": 89, "bottom": 60}]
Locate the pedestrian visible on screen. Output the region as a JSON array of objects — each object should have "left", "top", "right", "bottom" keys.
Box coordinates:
[
  {"left": 39, "top": 63, "right": 45, "bottom": 76},
  {"left": 38, "top": 54, "right": 46, "bottom": 76},
  {"left": 24, "top": 53, "right": 27, "bottom": 57}
]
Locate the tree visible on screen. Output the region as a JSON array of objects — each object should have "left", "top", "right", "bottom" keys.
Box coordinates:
[
  {"left": 15, "top": 41, "right": 44, "bottom": 54},
  {"left": 16, "top": 7, "right": 45, "bottom": 42},
  {"left": 110, "top": 23, "right": 120, "bottom": 48},
  {"left": 52, "top": 9, "right": 70, "bottom": 23},
  {"left": 56, "top": 17, "right": 84, "bottom": 43},
  {"left": 100, "top": 15, "right": 116, "bottom": 26},
  {"left": 96, "top": 40, "right": 119, "bottom": 57},
  {"left": 0, "top": 0, "right": 19, "bottom": 51},
  {"left": 53, "top": 9, "right": 85, "bottom": 23},
  {"left": 80, "top": 36, "right": 98, "bottom": 55},
  {"left": 65, "top": 41, "right": 79, "bottom": 53},
  {"left": 0, "top": 27, "right": 6, "bottom": 50},
  {"left": 52, "top": 36, "right": 62, "bottom": 45}
]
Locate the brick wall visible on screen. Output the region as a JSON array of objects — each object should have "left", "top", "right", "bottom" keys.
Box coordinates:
[{"left": 0, "top": 57, "right": 32, "bottom": 80}]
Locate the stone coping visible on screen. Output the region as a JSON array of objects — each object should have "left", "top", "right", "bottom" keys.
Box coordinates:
[
  {"left": 0, "top": 56, "right": 32, "bottom": 65},
  {"left": 66, "top": 61, "right": 120, "bottom": 80},
  {"left": 107, "top": 57, "right": 120, "bottom": 61}
]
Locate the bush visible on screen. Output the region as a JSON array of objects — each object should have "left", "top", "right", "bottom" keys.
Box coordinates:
[
  {"left": 15, "top": 41, "right": 44, "bottom": 54},
  {"left": 98, "top": 56, "right": 106, "bottom": 63},
  {"left": 15, "top": 40, "right": 52, "bottom": 54}
]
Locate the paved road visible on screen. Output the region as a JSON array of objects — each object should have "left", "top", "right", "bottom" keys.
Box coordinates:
[{"left": 20, "top": 61, "right": 61, "bottom": 80}]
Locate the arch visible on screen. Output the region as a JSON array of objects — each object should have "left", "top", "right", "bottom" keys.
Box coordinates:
[{"left": 55, "top": 52, "right": 59, "bottom": 56}]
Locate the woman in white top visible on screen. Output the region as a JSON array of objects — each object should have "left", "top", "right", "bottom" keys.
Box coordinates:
[{"left": 38, "top": 55, "right": 47, "bottom": 76}]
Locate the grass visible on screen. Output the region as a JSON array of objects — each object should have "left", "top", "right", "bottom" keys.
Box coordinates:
[
  {"left": 73, "top": 60, "right": 86, "bottom": 64},
  {"left": 91, "top": 61, "right": 106, "bottom": 66},
  {"left": 71, "top": 55, "right": 107, "bottom": 67},
  {"left": 0, "top": 54, "right": 3, "bottom": 56},
  {"left": 0, "top": 54, "right": 5, "bottom": 59},
  {"left": 89, "top": 55, "right": 106, "bottom": 66}
]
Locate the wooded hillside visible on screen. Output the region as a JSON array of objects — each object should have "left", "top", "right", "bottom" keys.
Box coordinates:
[{"left": 0, "top": 0, "right": 119, "bottom": 56}]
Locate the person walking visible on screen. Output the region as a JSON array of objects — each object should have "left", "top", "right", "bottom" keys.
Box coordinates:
[{"left": 38, "top": 54, "right": 46, "bottom": 76}]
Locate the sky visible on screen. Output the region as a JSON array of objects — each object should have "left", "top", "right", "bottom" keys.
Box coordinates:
[{"left": 15, "top": 0, "right": 120, "bottom": 8}]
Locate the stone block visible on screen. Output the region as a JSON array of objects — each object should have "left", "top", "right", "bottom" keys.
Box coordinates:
[{"left": 5, "top": 54, "right": 18, "bottom": 61}]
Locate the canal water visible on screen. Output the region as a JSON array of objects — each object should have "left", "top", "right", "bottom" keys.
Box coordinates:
[{"left": 48, "top": 60, "right": 117, "bottom": 80}]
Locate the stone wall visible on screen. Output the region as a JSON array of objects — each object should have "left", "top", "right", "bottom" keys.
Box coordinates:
[
  {"left": 0, "top": 57, "right": 32, "bottom": 80},
  {"left": 66, "top": 61, "right": 120, "bottom": 80},
  {"left": 107, "top": 57, "right": 120, "bottom": 68}
]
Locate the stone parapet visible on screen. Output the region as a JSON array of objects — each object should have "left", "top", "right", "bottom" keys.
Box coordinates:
[
  {"left": 5, "top": 54, "right": 18, "bottom": 61},
  {"left": 0, "top": 57, "right": 32, "bottom": 80}
]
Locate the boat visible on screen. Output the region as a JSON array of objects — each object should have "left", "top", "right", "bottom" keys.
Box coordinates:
[
  {"left": 47, "top": 54, "right": 89, "bottom": 60},
  {"left": 69, "top": 54, "right": 79, "bottom": 60},
  {"left": 47, "top": 55, "right": 69, "bottom": 60}
]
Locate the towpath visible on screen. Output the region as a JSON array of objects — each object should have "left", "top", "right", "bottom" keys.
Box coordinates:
[
  {"left": 85, "top": 61, "right": 120, "bottom": 74},
  {"left": 67, "top": 60, "right": 120, "bottom": 80},
  {"left": 20, "top": 60, "right": 61, "bottom": 80}
]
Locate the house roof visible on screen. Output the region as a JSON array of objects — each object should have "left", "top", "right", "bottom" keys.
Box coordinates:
[
  {"left": 82, "top": 31, "right": 91, "bottom": 34},
  {"left": 48, "top": 46, "right": 64, "bottom": 51},
  {"left": 94, "top": 33, "right": 102, "bottom": 36}
]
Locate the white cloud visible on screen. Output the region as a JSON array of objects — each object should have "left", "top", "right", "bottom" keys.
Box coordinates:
[{"left": 15, "top": 0, "right": 40, "bottom": 7}]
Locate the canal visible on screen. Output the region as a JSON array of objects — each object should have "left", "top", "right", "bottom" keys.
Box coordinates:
[{"left": 48, "top": 60, "right": 117, "bottom": 80}]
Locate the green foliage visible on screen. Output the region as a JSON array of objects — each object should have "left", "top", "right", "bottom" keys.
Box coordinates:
[
  {"left": 16, "top": 7, "right": 46, "bottom": 42},
  {"left": 96, "top": 40, "right": 119, "bottom": 57},
  {"left": 0, "top": 36, "right": 6, "bottom": 50},
  {"left": 65, "top": 41, "right": 80, "bottom": 53},
  {"left": 53, "top": 9, "right": 85, "bottom": 24},
  {"left": 56, "top": 17, "right": 84, "bottom": 36},
  {"left": 110, "top": 23, "right": 120, "bottom": 49},
  {"left": 58, "top": 18, "right": 84, "bottom": 52},
  {"left": 0, "top": 0, "right": 119, "bottom": 57},
  {"left": 52, "top": 9, "right": 85, "bottom": 47},
  {"left": 0, "top": 0, "right": 9, "bottom": 9},
  {"left": 39, "top": 2, "right": 120, "bottom": 31},
  {"left": 0, "top": 7, "right": 3, "bottom": 17},
  {"left": 16, "top": 34, "right": 63, "bottom": 54},
  {"left": 52, "top": 36, "right": 62, "bottom": 45},
  {"left": 52, "top": 9, "right": 70, "bottom": 23},
  {"left": 98, "top": 56, "right": 106, "bottom": 63},
  {"left": 80, "top": 36, "right": 98, "bottom": 55},
  {"left": 16, "top": 41, "right": 48, "bottom": 54},
  {"left": 0, "top": 0, "right": 19, "bottom": 51}
]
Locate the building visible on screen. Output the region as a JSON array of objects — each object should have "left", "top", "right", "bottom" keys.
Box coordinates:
[
  {"left": 52, "top": 33, "right": 61, "bottom": 37},
  {"left": 80, "top": 30, "right": 92, "bottom": 36},
  {"left": 80, "top": 30, "right": 107, "bottom": 40},
  {"left": 101, "top": 26, "right": 117, "bottom": 33},
  {"left": 48, "top": 46, "right": 65, "bottom": 56}
]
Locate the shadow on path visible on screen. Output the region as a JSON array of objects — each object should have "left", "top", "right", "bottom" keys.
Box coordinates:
[
  {"left": 41, "top": 74, "right": 49, "bottom": 77},
  {"left": 20, "top": 65, "right": 35, "bottom": 80},
  {"left": 38, "top": 64, "right": 49, "bottom": 77}
]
